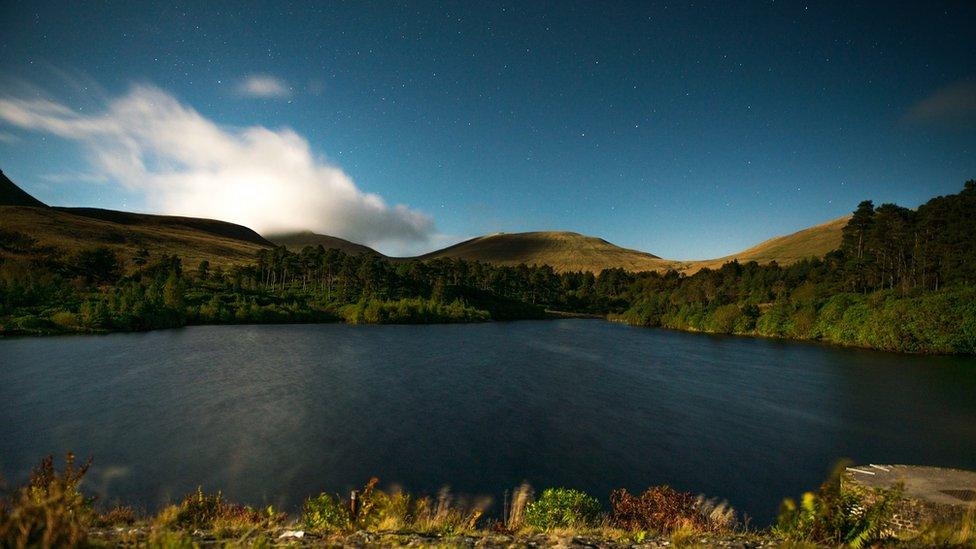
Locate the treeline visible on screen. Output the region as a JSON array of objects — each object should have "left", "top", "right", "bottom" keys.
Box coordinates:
[
  {"left": 0, "top": 230, "right": 633, "bottom": 334},
  {"left": 614, "top": 181, "right": 976, "bottom": 354}
]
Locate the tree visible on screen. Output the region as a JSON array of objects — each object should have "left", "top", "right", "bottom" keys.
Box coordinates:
[{"left": 163, "top": 271, "right": 185, "bottom": 311}]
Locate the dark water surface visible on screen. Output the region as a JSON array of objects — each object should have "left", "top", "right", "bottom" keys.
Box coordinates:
[{"left": 2, "top": 320, "right": 975, "bottom": 523}]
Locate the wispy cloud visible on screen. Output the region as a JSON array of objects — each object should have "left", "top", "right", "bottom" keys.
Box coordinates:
[
  {"left": 0, "top": 131, "right": 18, "bottom": 143},
  {"left": 238, "top": 74, "right": 291, "bottom": 99},
  {"left": 0, "top": 84, "right": 435, "bottom": 251},
  {"left": 904, "top": 79, "right": 976, "bottom": 129}
]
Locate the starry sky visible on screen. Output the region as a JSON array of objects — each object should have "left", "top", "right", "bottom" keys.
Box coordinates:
[{"left": 1, "top": 1, "right": 975, "bottom": 257}]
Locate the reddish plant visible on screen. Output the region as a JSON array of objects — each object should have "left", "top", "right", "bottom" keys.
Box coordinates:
[{"left": 610, "top": 485, "right": 733, "bottom": 533}]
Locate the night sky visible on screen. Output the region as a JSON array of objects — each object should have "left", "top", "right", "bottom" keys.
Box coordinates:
[{"left": 1, "top": 1, "right": 974, "bottom": 257}]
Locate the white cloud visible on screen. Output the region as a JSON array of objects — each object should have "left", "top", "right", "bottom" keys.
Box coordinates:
[
  {"left": 238, "top": 74, "right": 291, "bottom": 98},
  {"left": 0, "top": 84, "right": 435, "bottom": 251}
]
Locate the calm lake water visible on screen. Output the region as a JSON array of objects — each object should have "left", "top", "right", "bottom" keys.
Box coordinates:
[{"left": 2, "top": 320, "right": 975, "bottom": 523}]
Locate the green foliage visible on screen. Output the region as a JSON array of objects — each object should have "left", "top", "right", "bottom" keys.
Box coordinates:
[
  {"left": 774, "top": 464, "right": 901, "bottom": 548},
  {"left": 302, "top": 492, "right": 351, "bottom": 532},
  {"left": 339, "top": 297, "right": 489, "bottom": 324},
  {"left": 523, "top": 488, "right": 601, "bottom": 530}
]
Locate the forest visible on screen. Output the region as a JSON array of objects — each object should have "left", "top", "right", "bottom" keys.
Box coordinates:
[{"left": 1, "top": 181, "right": 974, "bottom": 354}]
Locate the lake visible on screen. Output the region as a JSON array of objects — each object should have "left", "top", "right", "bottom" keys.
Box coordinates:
[{"left": 1, "top": 320, "right": 974, "bottom": 524}]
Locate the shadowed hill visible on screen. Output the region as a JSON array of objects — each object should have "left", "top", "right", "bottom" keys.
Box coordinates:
[
  {"left": 417, "top": 231, "right": 680, "bottom": 273},
  {"left": 57, "top": 207, "right": 273, "bottom": 247},
  {"left": 267, "top": 230, "right": 381, "bottom": 256},
  {"left": 0, "top": 169, "right": 48, "bottom": 208}
]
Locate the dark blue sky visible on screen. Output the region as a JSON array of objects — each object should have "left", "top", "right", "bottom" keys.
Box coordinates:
[{"left": 1, "top": 1, "right": 975, "bottom": 257}]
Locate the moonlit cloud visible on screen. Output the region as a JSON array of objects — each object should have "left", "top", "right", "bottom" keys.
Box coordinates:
[
  {"left": 904, "top": 79, "right": 976, "bottom": 128},
  {"left": 238, "top": 74, "right": 291, "bottom": 98},
  {"left": 0, "top": 85, "right": 436, "bottom": 251}
]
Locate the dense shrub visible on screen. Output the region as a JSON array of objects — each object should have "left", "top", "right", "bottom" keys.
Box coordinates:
[
  {"left": 302, "top": 492, "right": 351, "bottom": 532},
  {"left": 609, "top": 486, "right": 734, "bottom": 534},
  {"left": 523, "top": 488, "right": 601, "bottom": 529},
  {"left": 174, "top": 487, "right": 284, "bottom": 534}
]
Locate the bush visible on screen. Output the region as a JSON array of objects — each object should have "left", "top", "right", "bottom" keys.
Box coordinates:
[
  {"left": 95, "top": 505, "right": 136, "bottom": 527},
  {"left": 523, "top": 488, "right": 601, "bottom": 529},
  {"left": 174, "top": 487, "right": 284, "bottom": 534},
  {"left": 49, "top": 311, "right": 79, "bottom": 330},
  {"left": 609, "top": 485, "right": 735, "bottom": 534},
  {"left": 302, "top": 492, "right": 351, "bottom": 532},
  {"left": 0, "top": 453, "right": 94, "bottom": 548}
]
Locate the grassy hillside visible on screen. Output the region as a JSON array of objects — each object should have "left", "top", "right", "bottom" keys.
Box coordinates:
[
  {"left": 0, "top": 206, "right": 269, "bottom": 271},
  {"left": 681, "top": 216, "right": 849, "bottom": 273},
  {"left": 418, "top": 231, "right": 680, "bottom": 273},
  {"left": 267, "top": 230, "right": 380, "bottom": 255}
]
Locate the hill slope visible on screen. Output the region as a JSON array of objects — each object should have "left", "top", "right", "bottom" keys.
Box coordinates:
[
  {"left": 267, "top": 231, "right": 380, "bottom": 255},
  {"left": 682, "top": 216, "right": 849, "bottom": 273},
  {"left": 0, "top": 171, "right": 272, "bottom": 270},
  {"left": 0, "top": 206, "right": 271, "bottom": 270},
  {"left": 418, "top": 231, "right": 679, "bottom": 273}
]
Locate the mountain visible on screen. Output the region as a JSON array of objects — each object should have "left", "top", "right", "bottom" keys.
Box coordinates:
[
  {"left": 0, "top": 171, "right": 272, "bottom": 270},
  {"left": 1, "top": 169, "right": 848, "bottom": 274},
  {"left": 417, "top": 231, "right": 680, "bottom": 273},
  {"left": 0, "top": 169, "right": 48, "bottom": 208},
  {"left": 267, "top": 231, "right": 381, "bottom": 256}
]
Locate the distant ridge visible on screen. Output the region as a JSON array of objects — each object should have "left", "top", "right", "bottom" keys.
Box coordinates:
[
  {"left": 0, "top": 169, "right": 47, "bottom": 208},
  {"left": 267, "top": 231, "right": 381, "bottom": 256}
]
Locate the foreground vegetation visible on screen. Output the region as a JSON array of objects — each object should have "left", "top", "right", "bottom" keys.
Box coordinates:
[
  {"left": 0, "top": 454, "right": 976, "bottom": 547},
  {"left": 2, "top": 455, "right": 973, "bottom": 548},
  {"left": 2, "top": 181, "right": 974, "bottom": 354}
]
